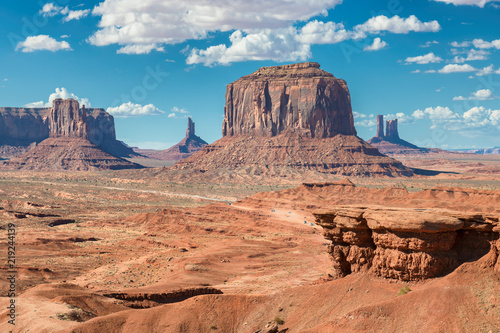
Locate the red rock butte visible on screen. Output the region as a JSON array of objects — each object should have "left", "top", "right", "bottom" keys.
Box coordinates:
[
  {"left": 171, "top": 62, "right": 413, "bottom": 177},
  {"left": 223, "top": 62, "right": 356, "bottom": 138}
]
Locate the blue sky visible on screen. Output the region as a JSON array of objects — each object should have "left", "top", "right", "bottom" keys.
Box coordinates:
[{"left": 1, "top": 0, "right": 499, "bottom": 149}]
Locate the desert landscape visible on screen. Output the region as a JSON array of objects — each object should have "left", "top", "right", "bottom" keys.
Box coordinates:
[
  {"left": 2, "top": 1, "right": 500, "bottom": 332},
  {"left": 1, "top": 61, "right": 499, "bottom": 333}
]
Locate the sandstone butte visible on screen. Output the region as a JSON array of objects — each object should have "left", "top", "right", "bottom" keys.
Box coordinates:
[
  {"left": 367, "top": 114, "right": 455, "bottom": 156},
  {"left": 1, "top": 99, "right": 142, "bottom": 171},
  {"left": 0, "top": 99, "right": 135, "bottom": 158},
  {"left": 138, "top": 117, "right": 208, "bottom": 161},
  {"left": 170, "top": 62, "right": 413, "bottom": 177}
]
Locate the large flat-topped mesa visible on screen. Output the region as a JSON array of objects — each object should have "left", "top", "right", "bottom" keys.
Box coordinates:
[{"left": 223, "top": 62, "right": 356, "bottom": 138}]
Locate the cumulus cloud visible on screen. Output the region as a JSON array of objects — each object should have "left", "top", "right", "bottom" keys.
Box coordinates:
[
  {"left": 87, "top": 0, "right": 441, "bottom": 62},
  {"left": 352, "top": 15, "right": 440, "bottom": 39},
  {"left": 437, "top": 64, "right": 477, "bottom": 73},
  {"left": 433, "top": 0, "right": 500, "bottom": 7},
  {"left": 363, "top": 37, "right": 387, "bottom": 51},
  {"left": 40, "top": 3, "right": 90, "bottom": 22},
  {"left": 297, "top": 20, "right": 350, "bottom": 44},
  {"left": 475, "top": 64, "right": 500, "bottom": 76},
  {"left": 107, "top": 102, "right": 165, "bottom": 117},
  {"left": 24, "top": 87, "right": 91, "bottom": 108},
  {"left": 450, "top": 41, "right": 471, "bottom": 47},
  {"left": 16, "top": 35, "right": 71, "bottom": 52},
  {"left": 472, "top": 38, "right": 500, "bottom": 49},
  {"left": 117, "top": 44, "right": 165, "bottom": 55},
  {"left": 64, "top": 9, "right": 91, "bottom": 22},
  {"left": 451, "top": 49, "right": 490, "bottom": 63},
  {"left": 453, "top": 89, "right": 497, "bottom": 100},
  {"left": 89, "top": 0, "right": 342, "bottom": 49},
  {"left": 411, "top": 69, "right": 421, "bottom": 73},
  {"left": 413, "top": 105, "right": 500, "bottom": 131},
  {"left": 168, "top": 106, "right": 190, "bottom": 118},
  {"left": 405, "top": 52, "right": 443, "bottom": 64},
  {"left": 187, "top": 28, "right": 311, "bottom": 66}
]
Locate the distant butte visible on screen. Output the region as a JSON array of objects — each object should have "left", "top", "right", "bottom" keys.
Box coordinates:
[
  {"left": 1, "top": 99, "right": 142, "bottom": 171},
  {"left": 367, "top": 115, "right": 430, "bottom": 155},
  {"left": 139, "top": 117, "right": 208, "bottom": 161},
  {"left": 170, "top": 62, "right": 413, "bottom": 177}
]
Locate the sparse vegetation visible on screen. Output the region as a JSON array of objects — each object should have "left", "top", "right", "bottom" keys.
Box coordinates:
[
  {"left": 398, "top": 286, "right": 411, "bottom": 296},
  {"left": 274, "top": 316, "right": 284, "bottom": 325}
]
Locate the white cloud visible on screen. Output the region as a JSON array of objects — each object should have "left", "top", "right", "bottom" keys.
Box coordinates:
[
  {"left": 40, "top": 3, "right": 62, "bottom": 16},
  {"left": 89, "top": 0, "right": 342, "bottom": 49},
  {"left": 411, "top": 69, "right": 421, "bottom": 73},
  {"left": 437, "top": 64, "right": 477, "bottom": 73},
  {"left": 40, "top": 3, "right": 90, "bottom": 21},
  {"left": 24, "top": 87, "right": 91, "bottom": 108},
  {"left": 107, "top": 102, "right": 164, "bottom": 117},
  {"left": 475, "top": 64, "right": 500, "bottom": 76},
  {"left": 412, "top": 105, "right": 500, "bottom": 131},
  {"left": 16, "top": 35, "right": 71, "bottom": 52},
  {"left": 353, "top": 15, "right": 440, "bottom": 39},
  {"left": 63, "top": 9, "right": 91, "bottom": 22},
  {"left": 472, "top": 89, "right": 495, "bottom": 100},
  {"left": 405, "top": 52, "right": 442, "bottom": 64},
  {"left": 171, "top": 106, "right": 189, "bottom": 114},
  {"left": 168, "top": 106, "right": 190, "bottom": 118},
  {"left": 363, "top": 37, "right": 387, "bottom": 51},
  {"left": 453, "top": 88, "right": 497, "bottom": 100},
  {"left": 451, "top": 49, "right": 490, "bottom": 63},
  {"left": 450, "top": 41, "right": 470, "bottom": 47},
  {"left": 186, "top": 28, "right": 311, "bottom": 66},
  {"left": 433, "top": 0, "right": 500, "bottom": 7},
  {"left": 472, "top": 38, "right": 500, "bottom": 49},
  {"left": 420, "top": 40, "right": 439, "bottom": 48},
  {"left": 117, "top": 44, "right": 165, "bottom": 54},
  {"left": 425, "top": 69, "right": 437, "bottom": 73},
  {"left": 297, "top": 20, "right": 350, "bottom": 44}
]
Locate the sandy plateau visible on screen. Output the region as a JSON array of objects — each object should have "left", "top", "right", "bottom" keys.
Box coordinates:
[{"left": 0, "top": 153, "right": 499, "bottom": 333}]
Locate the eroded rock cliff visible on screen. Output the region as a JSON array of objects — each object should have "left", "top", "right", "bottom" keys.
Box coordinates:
[
  {"left": 315, "top": 206, "right": 499, "bottom": 280},
  {"left": 49, "top": 99, "right": 88, "bottom": 138},
  {"left": 223, "top": 62, "right": 356, "bottom": 138}
]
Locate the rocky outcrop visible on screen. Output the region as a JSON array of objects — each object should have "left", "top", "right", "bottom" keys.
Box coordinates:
[
  {"left": 385, "top": 119, "right": 399, "bottom": 142},
  {"left": 223, "top": 62, "right": 356, "bottom": 138},
  {"left": 49, "top": 99, "right": 88, "bottom": 138},
  {"left": 0, "top": 101, "right": 136, "bottom": 157},
  {"left": 368, "top": 115, "right": 425, "bottom": 154},
  {"left": 171, "top": 63, "right": 413, "bottom": 177},
  {"left": 139, "top": 117, "right": 208, "bottom": 161},
  {"left": 315, "top": 206, "right": 499, "bottom": 280}
]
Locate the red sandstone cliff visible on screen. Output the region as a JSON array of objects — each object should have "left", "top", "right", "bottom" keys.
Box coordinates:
[{"left": 223, "top": 62, "right": 356, "bottom": 138}]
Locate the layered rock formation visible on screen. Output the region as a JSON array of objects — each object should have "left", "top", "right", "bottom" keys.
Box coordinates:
[
  {"left": 223, "top": 62, "right": 356, "bottom": 138},
  {"left": 49, "top": 99, "right": 88, "bottom": 138},
  {"left": 315, "top": 206, "right": 499, "bottom": 280},
  {"left": 139, "top": 117, "right": 208, "bottom": 161},
  {"left": 171, "top": 63, "right": 413, "bottom": 177},
  {"left": 2, "top": 99, "right": 142, "bottom": 171},
  {"left": 0, "top": 101, "right": 135, "bottom": 157},
  {"left": 368, "top": 115, "right": 427, "bottom": 155}
]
